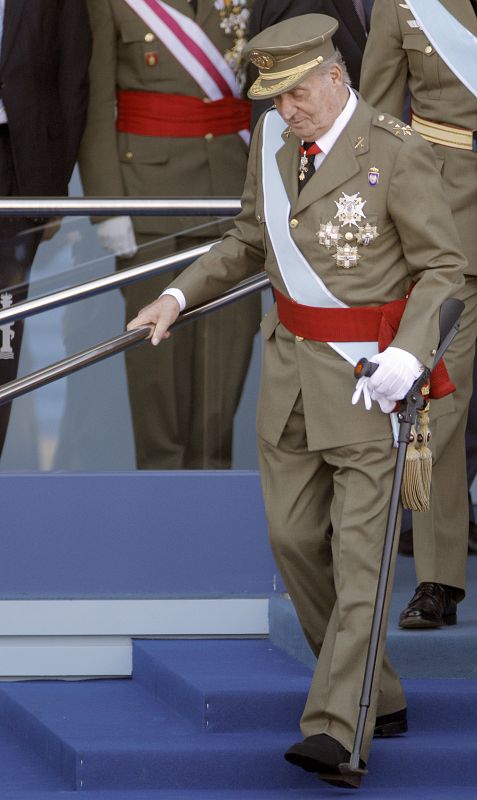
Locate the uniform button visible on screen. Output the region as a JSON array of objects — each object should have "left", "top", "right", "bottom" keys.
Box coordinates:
[
  {"left": 145, "top": 32, "right": 155, "bottom": 42},
  {"left": 424, "top": 45, "right": 433, "bottom": 54},
  {"left": 295, "top": 335, "right": 304, "bottom": 342},
  {"left": 378, "top": 114, "right": 385, "bottom": 121},
  {"left": 256, "top": 214, "right": 262, "bottom": 222},
  {"left": 205, "top": 132, "right": 214, "bottom": 141},
  {"left": 125, "top": 151, "right": 133, "bottom": 160},
  {"left": 345, "top": 231, "right": 354, "bottom": 241},
  {"left": 290, "top": 218, "right": 299, "bottom": 228},
  {"left": 431, "top": 348, "right": 437, "bottom": 356}
]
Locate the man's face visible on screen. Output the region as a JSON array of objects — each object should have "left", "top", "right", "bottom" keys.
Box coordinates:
[{"left": 274, "top": 67, "right": 348, "bottom": 141}]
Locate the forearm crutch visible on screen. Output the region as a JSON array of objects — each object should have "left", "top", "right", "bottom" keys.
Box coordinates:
[{"left": 338, "top": 297, "right": 465, "bottom": 788}]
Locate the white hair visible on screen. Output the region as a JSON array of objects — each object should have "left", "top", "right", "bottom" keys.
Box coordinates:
[{"left": 316, "top": 49, "right": 351, "bottom": 86}]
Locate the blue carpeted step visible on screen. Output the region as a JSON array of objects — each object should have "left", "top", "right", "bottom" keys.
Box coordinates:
[
  {"left": 133, "top": 639, "right": 310, "bottom": 731},
  {"left": 0, "top": 724, "right": 67, "bottom": 793},
  {"left": 1, "top": 789, "right": 477, "bottom": 800},
  {"left": 0, "top": 641, "right": 476, "bottom": 791},
  {"left": 133, "top": 639, "right": 477, "bottom": 733},
  {"left": 0, "top": 679, "right": 197, "bottom": 789}
]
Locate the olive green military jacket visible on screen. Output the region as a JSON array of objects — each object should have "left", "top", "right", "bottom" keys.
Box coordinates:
[
  {"left": 79, "top": 0, "right": 250, "bottom": 237},
  {"left": 171, "top": 98, "right": 465, "bottom": 450},
  {"left": 360, "top": 0, "right": 477, "bottom": 272}
]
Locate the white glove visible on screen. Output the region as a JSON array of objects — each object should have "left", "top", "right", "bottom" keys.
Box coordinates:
[
  {"left": 352, "top": 346, "right": 424, "bottom": 414},
  {"left": 96, "top": 216, "right": 138, "bottom": 258}
]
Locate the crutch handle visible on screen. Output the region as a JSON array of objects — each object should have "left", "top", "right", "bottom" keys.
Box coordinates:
[{"left": 354, "top": 358, "right": 378, "bottom": 379}]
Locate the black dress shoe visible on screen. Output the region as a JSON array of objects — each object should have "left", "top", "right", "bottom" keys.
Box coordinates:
[
  {"left": 399, "top": 582, "right": 457, "bottom": 629},
  {"left": 285, "top": 733, "right": 365, "bottom": 789},
  {"left": 374, "top": 707, "right": 407, "bottom": 737}
]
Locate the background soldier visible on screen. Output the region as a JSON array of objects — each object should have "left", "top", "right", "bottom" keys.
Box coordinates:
[
  {"left": 360, "top": 0, "right": 477, "bottom": 628},
  {"left": 0, "top": 0, "right": 91, "bottom": 456},
  {"left": 80, "top": 0, "right": 260, "bottom": 470},
  {"left": 128, "top": 15, "right": 465, "bottom": 785}
]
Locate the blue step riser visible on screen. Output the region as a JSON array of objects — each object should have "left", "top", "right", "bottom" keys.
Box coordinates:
[
  {"left": 74, "top": 742, "right": 477, "bottom": 790},
  {"left": 0, "top": 690, "right": 77, "bottom": 788},
  {"left": 134, "top": 644, "right": 305, "bottom": 732},
  {"left": 133, "top": 643, "right": 207, "bottom": 729},
  {"left": 134, "top": 642, "right": 308, "bottom": 733}
]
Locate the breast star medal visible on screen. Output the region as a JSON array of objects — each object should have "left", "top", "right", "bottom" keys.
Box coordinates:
[
  {"left": 356, "top": 223, "right": 379, "bottom": 246},
  {"left": 316, "top": 222, "right": 342, "bottom": 249},
  {"left": 334, "top": 192, "right": 366, "bottom": 228},
  {"left": 333, "top": 244, "right": 360, "bottom": 269}
]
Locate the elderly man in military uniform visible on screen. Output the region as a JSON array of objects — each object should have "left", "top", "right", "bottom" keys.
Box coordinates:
[
  {"left": 128, "top": 14, "right": 465, "bottom": 787},
  {"left": 80, "top": 0, "right": 261, "bottom": 470},
  {"left": 360, "top": 0, "right": 477, "bottom": 630}
]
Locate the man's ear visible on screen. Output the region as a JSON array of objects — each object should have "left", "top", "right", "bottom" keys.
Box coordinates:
[{"left": 329, "top": 64, "right": 343, "bottom": 84}]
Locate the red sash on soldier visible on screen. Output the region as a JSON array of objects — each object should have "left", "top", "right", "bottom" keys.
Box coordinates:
[
  {"left": 122, "top": 0, "right": 250, "bottom": 143},
  {"left": 275, "top": 289, "right": 455, "bottom": 400},
  {"left": 117, "top": 91, "right": 251, "bottom": 138}
]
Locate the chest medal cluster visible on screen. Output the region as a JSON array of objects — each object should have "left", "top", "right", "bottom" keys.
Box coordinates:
[
  {"left": 214, "top": 0, "right": 250, "bottom": 88},
  {"left": 316, "top": 190, "right": 380, "bottom": 270}
]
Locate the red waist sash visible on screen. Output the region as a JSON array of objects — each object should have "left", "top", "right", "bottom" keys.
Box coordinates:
[
  {"left": 116, "top": 90, "right": 251, "bottom": 137},
  {"left": 275, "top": 289, "right": 455, "bottom": 399}
]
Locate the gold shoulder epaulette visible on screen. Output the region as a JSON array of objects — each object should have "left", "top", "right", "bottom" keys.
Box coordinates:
[{"left": 373, "top": 112, "right": 414, "bottom": 140}]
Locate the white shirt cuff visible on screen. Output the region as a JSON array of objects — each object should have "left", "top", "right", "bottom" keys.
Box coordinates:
[{"left": 160, "top": 288, "right": 186, "bottom": 312}]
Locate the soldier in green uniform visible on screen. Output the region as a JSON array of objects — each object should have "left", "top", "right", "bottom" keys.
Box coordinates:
[
  {"left": 128, "top": 14, "right": 465, "bottom": 787},
  {"left": 79, "top": 0, "right": 261, "bottom": 469},
  {"left": 360, "top": 0, "right": 477, "bottom": 629}
]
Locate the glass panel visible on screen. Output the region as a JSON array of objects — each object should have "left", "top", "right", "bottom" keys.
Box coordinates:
[{"left": 0, "top": 202, "right": 267, "bottom": 473}]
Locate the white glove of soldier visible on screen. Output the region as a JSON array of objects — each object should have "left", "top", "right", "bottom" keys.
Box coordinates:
[
  {"left": 352, "top": 346, "right": 424, "bottom": 414},
  {"left": 96, "top": 216, "right": 138, "bottom": 258}
]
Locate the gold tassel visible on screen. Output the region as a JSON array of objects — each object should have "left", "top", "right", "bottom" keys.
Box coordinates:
[{"left": 401, "top": 386, "right": 432, "bottom": 512}]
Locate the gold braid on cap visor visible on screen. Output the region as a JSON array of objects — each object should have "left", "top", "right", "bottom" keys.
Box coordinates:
[
  {"left": 249, "top": 55, "right": 325, "bottom": 97},
  {"left": 259, "top": 54, "right": 324, "bottom": 81}
]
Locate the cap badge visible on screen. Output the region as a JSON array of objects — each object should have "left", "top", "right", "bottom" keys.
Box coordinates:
[{"left": 249, "top": 50, "right": 275, "bottom": 70}]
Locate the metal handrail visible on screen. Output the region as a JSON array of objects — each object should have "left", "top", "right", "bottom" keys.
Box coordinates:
[
  {"left": 0, "top": 272, "right": 270, "bottom": 406},
  {"left": 0, "top": 198, "right": 242, "bottom": 217},
  {"left": 0, "top": 241, "right": 220, "bottom": 326}
]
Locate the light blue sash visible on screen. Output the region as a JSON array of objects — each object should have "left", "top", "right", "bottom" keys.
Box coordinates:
[{"left": 262, "top": 109, "right": 378, "bottom": 367}]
